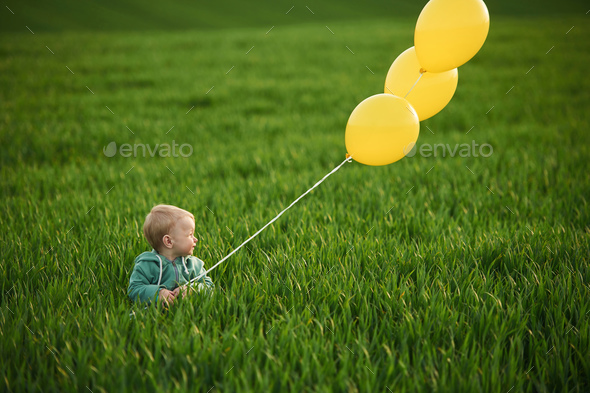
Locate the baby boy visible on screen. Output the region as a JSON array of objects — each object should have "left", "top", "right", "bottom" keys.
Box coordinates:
[{"left": 128, "top": 204, "right": 214, "bottom": 307}]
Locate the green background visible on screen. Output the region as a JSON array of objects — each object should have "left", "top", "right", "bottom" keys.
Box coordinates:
[{"left": 1, "top": 1, "right": 589, "bottom": 392}]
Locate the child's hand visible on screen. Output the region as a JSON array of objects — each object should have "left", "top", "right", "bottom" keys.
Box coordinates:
[
  {"left": 173, "top": 285, "right": 191, "bottom": 299},
  {"left": 159, "top": 288, "right": 177, "bottom": 307}
]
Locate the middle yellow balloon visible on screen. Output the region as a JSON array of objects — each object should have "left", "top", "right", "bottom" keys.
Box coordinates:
[
  {"left": 345, "top": 94, "right": 419, "bottom": 166},
  {"left": 384, "top": 46, "right": 458, "bottom": 121}
]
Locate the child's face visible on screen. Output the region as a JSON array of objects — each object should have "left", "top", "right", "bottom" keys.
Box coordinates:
[{"left": 169, "top": 216, "right": 198, "bottom": 256}]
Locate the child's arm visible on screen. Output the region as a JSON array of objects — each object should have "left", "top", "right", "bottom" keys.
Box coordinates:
[
  {"left": 127, "top": 263, "right": 167, "bottom": 305},
  {"left": 193, "top": 261, "right": 214, "bottom": 290},
  {"left": 196, "top": 265, "right": 214, "bottom": 289},
  {"left": 179, "top": 257, "right": 214, "bottom": 297}
]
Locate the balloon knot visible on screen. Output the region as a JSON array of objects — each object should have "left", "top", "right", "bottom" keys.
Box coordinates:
[
  {"left": 419, "top": 68, "right": 427, "bottom": 74},
  {"left": 345, "top": 153, "right": 352, "bottom": 161}
]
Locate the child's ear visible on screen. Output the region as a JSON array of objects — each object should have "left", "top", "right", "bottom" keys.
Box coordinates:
[{"left": 162, "top": 235, "right": 173, "bottom": 249}]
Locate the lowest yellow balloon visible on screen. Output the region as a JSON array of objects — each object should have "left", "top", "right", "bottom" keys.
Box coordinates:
[
  {"left": 385, "top": 46, "right": 458, "bottom": 121},
  {"left": 345, "top": 94, "right": 419, "bottom": 166},
  {"left": 415, "top": 0, "right": 490, "bottom": 73}
]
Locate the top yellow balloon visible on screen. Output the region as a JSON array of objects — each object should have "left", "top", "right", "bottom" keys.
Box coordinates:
[{"left": 415, "top": 0, "right": 490, "bottom": 73}]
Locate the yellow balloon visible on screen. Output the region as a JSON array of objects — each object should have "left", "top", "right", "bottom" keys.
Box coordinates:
[
  {"left": 415, "top": 0, "right": 490, "bottom": 73},
  {"left": 384, "top": 46, "right": 458, "bottom": 120},
  {"left": 345, "top": 94, "right": 419, "bottom": 166}
]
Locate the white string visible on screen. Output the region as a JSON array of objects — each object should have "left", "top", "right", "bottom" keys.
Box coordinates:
[
  {"left": 189, "top": 155, "right": 353, "bottom": 284},
  {"left": 404, "top": 71, "right": 424, "bottom": 98}
]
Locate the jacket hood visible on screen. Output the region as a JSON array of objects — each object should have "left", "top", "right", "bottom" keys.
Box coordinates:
[
  {"left": 134, "top": 250, "right": 164, "bottom": 265},
  {"left": 134, "top": 249, "right": 191, "bottom": 276}
]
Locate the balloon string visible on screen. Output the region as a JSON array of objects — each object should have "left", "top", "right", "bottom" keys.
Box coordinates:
[
  {"left": 404, "top": 71, "right": 425, "bottom": 98},
  {"left": 189, "top": 155, "right": 353, "bottom": 285}
]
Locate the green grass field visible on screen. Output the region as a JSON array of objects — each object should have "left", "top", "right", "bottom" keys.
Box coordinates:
[{"left": 1, "top": 1, "right": 589, "bottom": 392}]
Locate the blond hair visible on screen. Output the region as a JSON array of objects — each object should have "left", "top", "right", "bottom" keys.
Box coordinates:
[{"left": 143, "top": 205, "right": 194, "bottom": 252}]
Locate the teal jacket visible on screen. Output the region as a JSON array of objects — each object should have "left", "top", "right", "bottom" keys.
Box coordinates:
[{"left": 128, "top": 250, "right": 214, "bottom": 305}]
